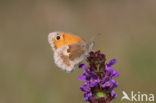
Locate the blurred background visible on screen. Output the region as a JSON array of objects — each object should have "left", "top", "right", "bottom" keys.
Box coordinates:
[{"left": 0, "top": 0, "right": 156, "bottom": 103}]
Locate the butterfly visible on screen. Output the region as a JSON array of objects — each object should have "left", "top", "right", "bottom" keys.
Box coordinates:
[{"left": 48, "top": 32, "right": 94, "bottom": 72}]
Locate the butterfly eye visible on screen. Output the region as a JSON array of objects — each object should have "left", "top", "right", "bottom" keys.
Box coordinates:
[{"left": 56, "top": 35, "right": 61, "bottom": 40}]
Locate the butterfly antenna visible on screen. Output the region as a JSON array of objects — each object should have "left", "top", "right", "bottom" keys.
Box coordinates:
[
  {"left": 89, "top": 33, "right": 102, "bottom": 42},
  {"left": 88, "top": 33, "right": 102, "bottom": 51}
]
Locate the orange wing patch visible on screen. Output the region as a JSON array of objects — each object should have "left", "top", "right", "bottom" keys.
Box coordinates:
[{"left": 53, "top": 33, "right": 83, "bottom": 49}]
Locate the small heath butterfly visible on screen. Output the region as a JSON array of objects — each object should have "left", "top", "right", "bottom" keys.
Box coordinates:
[{"left": 48, "top": 32, "right": 94, "bottom": 72}]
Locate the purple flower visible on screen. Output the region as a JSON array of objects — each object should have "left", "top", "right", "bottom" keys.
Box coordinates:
[
  {"left": 84, "top": 92, "right": 92, "bottom": 101},
  {"left": 106, "top": 66, "right": 119, "bottom": 78},
  {"left": 101, "top": 79, "right": 118, "bottom": 89},
  {"left": 79, "top": 64, "right": 88, "bottom": 70},
  {"left": 79, "top": 65, "right": 100, "bottom": 87},
  {"left": 78, "top": 51, "right": 119, "bottom": 103},
  {"left": 111, "top": 90, "right": 117, "bottom": 99},
  {"left": 107, "top": 59, "right": 117, "bottom": 67},
  {"left": 80, "top": 83, "right": 90, "bottom": 92}
]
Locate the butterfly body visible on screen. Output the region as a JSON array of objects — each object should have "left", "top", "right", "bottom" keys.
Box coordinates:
[{"left": 48, "top": 32, "right": 94, "bottom": 72}]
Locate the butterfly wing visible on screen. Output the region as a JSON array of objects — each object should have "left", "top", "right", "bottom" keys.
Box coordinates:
[
  {"left": 54, "top": 42, "right": 92, "bottom": 72},
  {"left": 48, "top": 32, "right": 94, "bottom": 72}
]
